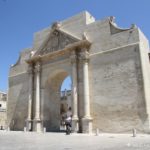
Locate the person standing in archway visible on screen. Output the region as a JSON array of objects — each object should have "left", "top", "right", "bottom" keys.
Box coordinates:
[{"left": 65, "top": 107, "right": 72, "bottom": 134}]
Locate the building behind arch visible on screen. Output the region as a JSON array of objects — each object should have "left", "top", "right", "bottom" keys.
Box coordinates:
[{"left": 0, "top": 91, "right": 7, "bottom": 130}]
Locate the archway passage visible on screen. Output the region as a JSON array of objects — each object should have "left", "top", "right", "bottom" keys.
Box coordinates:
[
  {"left": 43, "top": 72, "right": 72, "bottom": 132},
  {"left": 60, "top": 76, "right": 72, "bottom": 131}
]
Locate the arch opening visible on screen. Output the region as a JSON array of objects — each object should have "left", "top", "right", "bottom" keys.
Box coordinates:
[
  {"left": 60, "top": 76, "right": 72, "bottom": 131},
  {"left": 43, "top": 71, "right": 72, "bottom": 132}
]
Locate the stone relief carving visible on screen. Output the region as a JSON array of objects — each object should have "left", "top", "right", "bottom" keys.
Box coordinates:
[{"left": 39, "top": 30, "right": 78, "bottom": 55}]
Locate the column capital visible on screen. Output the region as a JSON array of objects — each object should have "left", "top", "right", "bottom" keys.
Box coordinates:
[
  {"left": 34, "top": 62, "right": 41, "bottom": 73},
  {"left": 79, "top": 50, "right": 90, "bottom": 63}
]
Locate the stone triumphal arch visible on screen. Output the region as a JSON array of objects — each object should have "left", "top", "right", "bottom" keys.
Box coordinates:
[
  {"left": 7, "top": 11, "right": 150, "bottom": 133},
  {"left": 26, "top": 26, "right": 92, "bottom": 132}
]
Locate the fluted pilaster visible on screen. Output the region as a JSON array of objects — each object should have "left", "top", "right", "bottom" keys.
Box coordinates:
[
  {"left": 26, "top": 64, "right": 33, "bottom": 131},
  {"left": 33, "top": 61, "right": 42, "bottom": 132},
  {"left": 70, "top": 51, "right": 79, "bottom": 132},
  {"left": 79, "top": 49, "right": 92, "bottom": 133}
]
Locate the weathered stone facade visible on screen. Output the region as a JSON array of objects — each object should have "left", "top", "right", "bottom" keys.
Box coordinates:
[
  {"left": 7, "top": 11, "right": 150, "bottom": 133},
  {"left": 0, "top": 91, "right": 7, "bottom": 129}
]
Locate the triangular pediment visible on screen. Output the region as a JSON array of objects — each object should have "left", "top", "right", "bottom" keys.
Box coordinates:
[{"left": 35, "top": 29, "right": 80, "bottom": 56}]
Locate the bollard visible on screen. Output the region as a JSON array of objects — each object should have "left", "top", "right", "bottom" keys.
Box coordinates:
[
  {"left": 43, "top": 127, "right": 46, "bottom": 133},
  {"left": 132, "top": 128, "right": 136, "bottom": 137},
  {"left": 96, "top": 128, "right": 99, "bottom": 136},
  {"left": 24, "top": 127, "right": 27, "bottom": 132}
]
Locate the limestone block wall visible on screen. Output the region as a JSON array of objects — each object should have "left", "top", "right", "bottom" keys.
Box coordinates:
[
  {"left": 90, "top": 45, "right": 146, "bottom": 132},
  {"left": 61, "top": 11, "right": 95, "bottom": 39},
  {"left": 8, "top": 73, "right": 29, "bottom": 130},
  {"left": 7, "top": 49, "right": 31, "bottom": 130}
]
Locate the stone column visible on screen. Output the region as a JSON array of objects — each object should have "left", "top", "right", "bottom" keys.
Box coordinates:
[
  {"left": 26, "top": 64, "right": 33, "bottom": 131},
  {"left": 70, "top": 51, "right": 79, "bottom": 132},
  {"left": 80, "top": 50, "right": 92, "bottom": 133},
  {"left": 33, "top": 61, "right": 42, "bottom": 132}
]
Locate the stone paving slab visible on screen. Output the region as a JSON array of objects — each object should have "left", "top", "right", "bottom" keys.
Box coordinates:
[{"left": 0, "top": 131, "right": 150, "bottom": 150}]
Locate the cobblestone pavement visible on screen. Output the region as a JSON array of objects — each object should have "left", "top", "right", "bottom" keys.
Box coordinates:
[{"left": 0, "top": 131, "right": 150, "bottom": 150}]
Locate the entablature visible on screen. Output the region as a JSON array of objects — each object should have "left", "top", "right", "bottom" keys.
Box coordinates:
[{"left": 26, "top": 39, "right": 91, "bottom": 64}]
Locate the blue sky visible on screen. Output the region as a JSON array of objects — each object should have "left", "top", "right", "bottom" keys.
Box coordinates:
[{"left": 0, "top": 0, "right": 150, "bottom": 92}]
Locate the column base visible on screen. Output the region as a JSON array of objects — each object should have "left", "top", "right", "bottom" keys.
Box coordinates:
[
  {"left": 81, "top": 117, "right": 93, "bottom": 133},
  {"left": 33, "top": 119, "right": 42, "bottom": 132},
  {"left": 26, "top": 119, "right": 32, "bottom": 131},
  {"left": 72, "top": 117, "right": 79, "bottom": 133}
]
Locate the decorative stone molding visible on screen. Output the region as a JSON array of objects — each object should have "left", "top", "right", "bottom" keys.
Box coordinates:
[
  {"left": 110, "top": 16, "right": 115, "bottom": 23},
  {"left": 26, "top": 40, "right": 91, "bottom": 64},
  {"left": 34, "top": 62, "right": 41, "bottom": 73},
  {"left": 38, "top": 30, "right": 77, "bottom": 55},
  {"left": 131, "top": 24, "right": 137, "bottom": 29},
  {"left": 30, "top": 51, "right": 36, "bottom": 57},
  {"left": 109, "top": 16, "right": 137, "bottom": 35},
  {"left": 79, "top": 50, "right": 90, "bottom": 63},
  {"left": 51, "top": 22, "right": 61, "bottom": 30}
]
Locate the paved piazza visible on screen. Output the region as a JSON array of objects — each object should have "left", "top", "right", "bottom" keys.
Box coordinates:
[{"left": 0, "top": 131, "right": 150, "bottom": 150}]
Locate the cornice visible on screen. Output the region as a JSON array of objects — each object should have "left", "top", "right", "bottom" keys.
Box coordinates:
[{"left": 26, "top": 40, "right": 91, "bottom": 64}]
